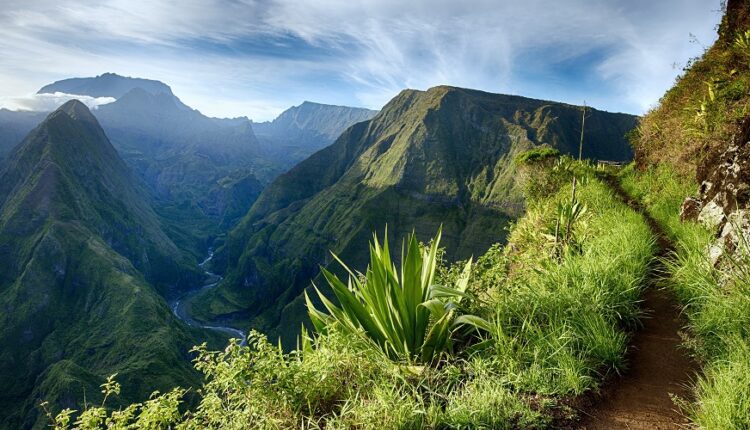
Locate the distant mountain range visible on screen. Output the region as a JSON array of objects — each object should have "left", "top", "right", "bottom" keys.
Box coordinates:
[
  {"left": 38, "top": 72, "right": 174, "bottom": 98},
  {"left": 194, "top": 86, "right": 638, "bottom": 343},
  {"left": 0, "top": 74, "right": 381, "bottom": 239},
  {"left": 0, "top": 101, "right": 218, "bottom": 429},
  {"left": 253, "top": 101, "right": 377, "bottom": 168}
]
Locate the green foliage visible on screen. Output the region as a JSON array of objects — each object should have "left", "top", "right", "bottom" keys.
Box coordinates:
[
  {"left": 620, "top": 164, "right": 750, "bottom": 429},
  {"left": 514, "top": 147, "right": 561, "bottom": 165},
  {"left": 734, "top": 29, "right": 750, "bottom": 57},
  {"left": 519, "top": 156, "right": 586, "bottom": 202},
  {"left": 634, "top": 10, "right": 750, "bottom": 173},
  {"left": 206, "top": 87, "right": 637, "bottom": 344},
  {"left": 473, "top": 174, "right": 653, "bottom": 394},
  {"left": 306, "top": 228, "right": 483, "bottom": 364},
  {"left": 553, "top": 194, "right": 588, "bottom": 256},
  {"left": 46, "top": 162, "right": 654, "bottom": 429}
]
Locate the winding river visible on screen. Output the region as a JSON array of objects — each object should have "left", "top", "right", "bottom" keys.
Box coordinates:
[{"left": 169, "top": 249, "right": 247, "bottom": 346}]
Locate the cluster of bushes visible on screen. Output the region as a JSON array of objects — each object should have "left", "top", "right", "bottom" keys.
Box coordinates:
[
  {"left": 620, "top": 165, "right": 750, "bottom": 429},
  {"left": 46, "top": 162, "right": 654, "bottom": 429}
]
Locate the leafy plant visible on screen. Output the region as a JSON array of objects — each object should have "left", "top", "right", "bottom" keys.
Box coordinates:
[
  {"left": 306, "top": 228, "right": 485, "bottom": 364},
  {"left": 734, "top": 29, "right": 750, "bottom": 54},
  {"left": 554, "top": 197, "right": 588, "bottom": 256}
]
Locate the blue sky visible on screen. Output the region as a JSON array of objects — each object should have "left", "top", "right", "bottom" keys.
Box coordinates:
[{"left": 0, "top": 0, "right": 723, "bottom": 120}]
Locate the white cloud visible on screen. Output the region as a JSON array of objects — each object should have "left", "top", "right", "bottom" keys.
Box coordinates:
[
  {"left": 1, "top": 92, "right": 115, "bottom": 112},
  {"left": 0, "top": 0, "right": 725, "bottom": 119}
]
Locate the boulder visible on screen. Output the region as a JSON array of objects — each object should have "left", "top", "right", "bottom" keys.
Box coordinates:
[{"left": 698, "top": 197, "right": 726, "bottom": 232}]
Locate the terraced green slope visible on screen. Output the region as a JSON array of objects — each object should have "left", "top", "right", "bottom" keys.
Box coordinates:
[
  {"left": 0, "top": 101, "right": 213, "bottom": 429},
  {"left": 197, "top": 86, "right": 638, "bottom": 342}
]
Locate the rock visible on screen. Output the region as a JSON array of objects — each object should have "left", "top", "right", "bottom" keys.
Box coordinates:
[
  {"left": 680, "top": 197, "right": 702, "bottom": 221},
  {"left": 698, "top": 197, "right": 726, "bottom": 232},
  {"left": 708, "top": 243, "right": 724, "bottom": 267},
  {"left": 706, "top": 210, "right": 750, "bottom": 267},
  {"left": 721, "top": 210, "right": 750, "bottom": 253}
]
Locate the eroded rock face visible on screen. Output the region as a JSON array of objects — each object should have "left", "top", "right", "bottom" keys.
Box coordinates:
[
  {"left": 690, "top": 117, "right": 750, "bottom": 264},
  {"left": 696, "top": 117, "right": 750, "bottom": 222},
  {"left": 698, "top": 198, "right": 726, "bottom": 231}
]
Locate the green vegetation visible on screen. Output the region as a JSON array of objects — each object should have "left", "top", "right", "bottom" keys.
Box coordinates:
[
  {"left": 634, "top": 5, "right": 750, "bottom": 174},
  {"left": 307, "top": 229, "right": 480, "bottom": 363},
  {"left": 620, "top": 165, "right": 750, "bottom": 428},
  {"left": 615, "top": 4, "right": 750, "bottom": 427},
  {"left": 49, "top": 160, "right": 655, "bottom": 428},
  {"left": 0, "top": 101, "right": 222, "bottom": 429},
  {"left": 514, "top": 147, "right": 560, "bottom": 165},
  {"left": 198, "top": 86, "right": 638, "bottom": 345}
]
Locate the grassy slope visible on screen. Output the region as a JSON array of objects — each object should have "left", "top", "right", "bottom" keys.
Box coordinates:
[
  {"left": 195, "top": 86, "right": 638, "bottom": 344},
  {"left": 54, "top": 161, "right": 656, "bottom": 429},
  {"left": 619, "top": 4, "right": 750, "bottom": 428},
  {"left": 620, "top": 165, "right": 750, "bottom": 428}
]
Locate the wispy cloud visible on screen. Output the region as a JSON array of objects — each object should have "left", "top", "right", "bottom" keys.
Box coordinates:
[{"left": 0, "top": 0, "right": 723, "bottom": 120}]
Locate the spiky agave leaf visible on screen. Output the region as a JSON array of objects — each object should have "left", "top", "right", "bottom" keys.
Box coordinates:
[{"left": 306, "top": 228, "right": 487, "bottom": 364}]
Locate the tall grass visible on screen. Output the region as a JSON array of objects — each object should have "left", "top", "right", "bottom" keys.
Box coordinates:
[
  {"left": 620, "top": 164, "right": 750, "bottom": 429},
  {"left": 472, "top": 176, "right": 653, "bottom": 396}
]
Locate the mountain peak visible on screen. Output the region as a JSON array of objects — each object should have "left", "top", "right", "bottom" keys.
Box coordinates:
[{"left": 57, "top": 99, "right": 97, "bottom": 123}]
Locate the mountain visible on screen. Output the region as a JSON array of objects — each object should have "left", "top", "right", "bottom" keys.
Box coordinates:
[
  {"left": 38, "top": 72, "right": 173, "bottom": 99},
  {"left": 195, "top": 86, "right": 638, "bottom": 343},
  {"left": 0, "top": 109, "right": 47, "bottom": 160},
  {"left": 8, "top": 76, "right": 377, "bottom": 238},
  {"left": 253, "top": 101, "right": 377, "bottom": 168},
  {"left": 0, "top": 101, "right": 218, "bottom": 429},
  {"left": 91, "top": 87, "right": 273, "bottom": 238},
  {"left": 37, "top": 73, "right": 280, "bottom": 243}
]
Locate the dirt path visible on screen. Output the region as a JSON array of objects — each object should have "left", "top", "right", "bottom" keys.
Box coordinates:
[{"left": 577, "top": 175, "right": 698, "bottom": 429}]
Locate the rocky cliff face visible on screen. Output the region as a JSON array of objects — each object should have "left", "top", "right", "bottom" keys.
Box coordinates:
[
  {"left": 678, "top": 0, "right": 750, "bottom": 265},
  {"left": 683, "top": 116, "right": 750, "bottom": 264}
]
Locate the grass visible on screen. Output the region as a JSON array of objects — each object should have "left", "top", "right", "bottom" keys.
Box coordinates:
[
  {"left": 46, "top": 162, "right": 655, "bottom": 429},
  {"left": 620, "top": 164, "right": 750, "bottom": 429}
]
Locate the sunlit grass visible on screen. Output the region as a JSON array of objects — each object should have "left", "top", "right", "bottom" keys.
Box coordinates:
[{"left": 620, "top": 164, "right": 750, "bottom": 429}]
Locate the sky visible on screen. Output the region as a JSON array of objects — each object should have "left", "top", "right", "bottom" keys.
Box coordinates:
[{"left": 0, "top": 0, "right": 724, "bottom": 121}]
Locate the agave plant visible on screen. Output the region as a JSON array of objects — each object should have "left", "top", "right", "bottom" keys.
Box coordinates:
[{"left": 305, "top": 228, "right": 485, "bottom": 364}]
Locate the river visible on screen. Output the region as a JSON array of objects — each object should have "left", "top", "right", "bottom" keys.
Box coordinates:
[{"left": 169, "top": 249, "right": 247, "bottom": 346}]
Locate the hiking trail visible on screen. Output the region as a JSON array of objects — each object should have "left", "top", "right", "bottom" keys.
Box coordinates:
[{"left": 577, "top": 175, "right": 698, "bottom": 429}]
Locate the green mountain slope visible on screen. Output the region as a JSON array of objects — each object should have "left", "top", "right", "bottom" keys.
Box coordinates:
[
  {"left": 197, "top": 86, "right": 637, "bottom": 342},
  {"left": 0, "top": 101, "right": 214, "bottom": 429}
]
